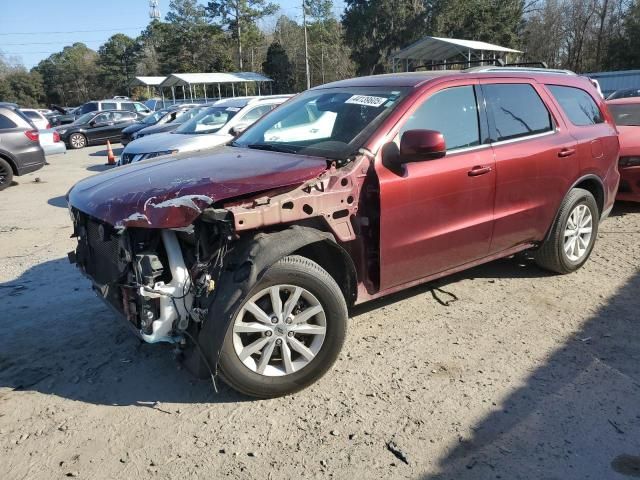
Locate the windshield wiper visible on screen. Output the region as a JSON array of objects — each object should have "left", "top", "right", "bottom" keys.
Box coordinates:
[{"left": 246, "top": 143, "right": 298, "bottom": 154}]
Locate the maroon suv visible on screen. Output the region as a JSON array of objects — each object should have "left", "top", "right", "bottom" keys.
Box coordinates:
[{"left": 67, "top": 69, "right": 619, "bottom": 398}]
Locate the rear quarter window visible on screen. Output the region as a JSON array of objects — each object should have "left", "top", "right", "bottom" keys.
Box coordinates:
[
  {"left": 102, "top": 102, "right": 118, "bottom": 111},
  {"left": 483, "top": 83, "right": 553, "bottom": 142},
  {"left": 0, "top": 113, "right": 17, "bottom": 129},
  {"left": 547, "top": 85, "right": 604, "bottom": 126}
]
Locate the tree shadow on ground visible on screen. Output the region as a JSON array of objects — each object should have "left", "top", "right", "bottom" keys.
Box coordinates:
[
  {"left": 420, "top": 267, "right": 640, "bottom": 480},
  {"left": 0, "top": 257, "right": 248, "bottom": 406}
]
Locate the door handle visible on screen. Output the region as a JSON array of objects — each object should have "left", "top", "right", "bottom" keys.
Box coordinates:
[
  {"left": 468, "top": 165, "right": 492, "bottom": 176},
  {"left": 558, "top": 148, "right": 576, "bottom": 158}
]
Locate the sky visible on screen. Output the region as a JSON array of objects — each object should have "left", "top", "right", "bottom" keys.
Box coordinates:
[{"left": 0, "top": 0, "right": 346, "bottom": 69}]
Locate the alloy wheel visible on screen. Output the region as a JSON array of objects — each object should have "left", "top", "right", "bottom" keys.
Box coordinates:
[
  {"left": 232, "top": 284, "right": 327, "bottom": 377},
  {"left": 563, "top": 204, "right": 593, "bottom": 262},
  {"left": 70, "top": 134, "right": 86, "bottom": 148},
  {"left": 0, "top": 164, "right": 8, "bottom": 186}
]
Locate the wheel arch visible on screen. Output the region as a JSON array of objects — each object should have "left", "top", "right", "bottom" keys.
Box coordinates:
[
  {"left": 196, "top": 226, "right": 356, "bottom": 376},
  {"left": 543, "top": 174, "right": 604, "bottom": 244},
  {"left": 0, "top": 150, "right": 19, "bottom": 175}
]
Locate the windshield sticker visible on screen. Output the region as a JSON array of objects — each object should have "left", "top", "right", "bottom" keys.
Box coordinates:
[
  {"left": 345, "top": 95, "right": 388, "bottom": 108},
  {"left": 226, "top": 107, "right": 241, "bottom": 112}
]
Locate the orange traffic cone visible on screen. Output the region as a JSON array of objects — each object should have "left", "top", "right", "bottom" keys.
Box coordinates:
[{"left": 105, "top": 140, "right": 116, "bottom": 166}]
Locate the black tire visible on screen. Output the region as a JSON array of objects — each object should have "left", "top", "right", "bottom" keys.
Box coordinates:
[
  {"left": 218, "top": 255, "right": 348, "bottom": 398},
  {"left": 535, "top": 188, "right": 599, "bottom": 274},
  {"left": 68, "top": 133, "right": 87, "bottom": 149},
  {"left": 0, "top": 157, "right": 13, "bottom": 191}
]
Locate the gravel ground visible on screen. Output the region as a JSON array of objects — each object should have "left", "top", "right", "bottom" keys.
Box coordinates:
[{"left": 1, "top": 145, "right": 639, "bottom": 480}]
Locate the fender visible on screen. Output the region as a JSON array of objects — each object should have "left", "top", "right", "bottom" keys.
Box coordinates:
[
  {"left": 0, "top": 149, "right": 18, "bottom": 174},
  {"left": 542, "top": 174, "right": 605, "bottom": 243},
  {"left": 194, "top": 226, "right": 356, "bottom": 376}
]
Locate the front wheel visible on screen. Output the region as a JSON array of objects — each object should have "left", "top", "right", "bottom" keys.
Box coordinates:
[
  {"left": 0, "top": 157, "right": 13, "bottom": 191},
  {"left": 68, "top": 133, "right": 87, "bottom": 149},
  {"left": 535, "top": 188, "right": 599, "bottom": 274},
  {"left": 218, "top": 255, "right": 348, "bottom": 398}
]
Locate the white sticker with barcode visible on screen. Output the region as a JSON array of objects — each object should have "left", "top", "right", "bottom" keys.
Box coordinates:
[{"left": 345, "top": 95, "right": 388, "bottom": 107}]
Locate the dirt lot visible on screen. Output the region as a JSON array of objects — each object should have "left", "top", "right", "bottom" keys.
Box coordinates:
[{"left": 1, "top": 145, "right": 639, "bottom": 480}]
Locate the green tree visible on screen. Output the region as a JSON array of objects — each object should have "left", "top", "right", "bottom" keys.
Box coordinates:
[
  {"left": 98, "top": 34, "right": 139, "bottom": 96},
  {"left": 0, "top": 70, "right": 45, "bottom": 107},
  {"left": 206, "top": 0, "right": 278, "bottom": 69},
  {"left": 342, "top": 0, "right": 434, "bottom": 75},
  {"left": 262, "top": 41, "right": 294, "bottom": 93},
  {"left": 604, "top": 0, "right": 640, "bottom": 70}
]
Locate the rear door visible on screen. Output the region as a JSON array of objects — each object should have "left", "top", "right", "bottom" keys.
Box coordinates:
[
  {"left": 377, "top": 81, "right": 496, "bottom": 289},
  {"left": 86, "top": 113, "right": 115, "bottom": 142},
  {"left": 480, "top": 79, "right": 579, "bottom": 253}
]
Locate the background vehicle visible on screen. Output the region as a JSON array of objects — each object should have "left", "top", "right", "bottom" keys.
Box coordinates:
[
  {"left": 120, "top": 106, "right": 194, "bottom": 146},
  {"left": 119, "top": 96, "right": 290, "bottom": 165},
  {"left": 127, "top": 104, "right": 212, "bottom": 143},
  {"left": 67, "top": 70, "right": 618, "bottom": 398},
  {"left": 0, "top": 102, "right": 46, "bottom": 190},
  {"left": 39, "top": 129, "right": 66, "bottom": 156},
  {"left": 74, "top": 99, "right": 152, "bottom": 116},
  {"left": 56, "top": 110, "right": 143, "bottom": 149},
  {"left": 21, "top": 109, "right": 50, "bottom": 130},
  {"left": 607, "top": 88, "right": 640, "bottom": 100},
  {"left": 49, "top": 105, "right": 78, "bottom": 127},
  {"left": 608, "top": 97, "right": 640, "bottom": 201}
]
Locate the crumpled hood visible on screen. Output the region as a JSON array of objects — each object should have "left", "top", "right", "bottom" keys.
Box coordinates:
[{"left": 68, "top": 146, "right": 328, "bottom": 229}]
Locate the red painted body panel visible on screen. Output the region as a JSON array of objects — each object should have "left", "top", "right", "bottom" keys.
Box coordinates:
[
  {"left": 68, "top": 147, "right": 328, "bottom": 228},
  {"left": 613, "top": 124, "right": 640, "bottom": 202}
]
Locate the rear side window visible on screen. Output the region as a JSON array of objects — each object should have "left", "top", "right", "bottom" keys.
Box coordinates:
[
  {"left": 78, "top": 102, "right": 98, "bottom": 114},
  {"left": 102, "top": 102, "right": 118, "bottom": 111},
  {"left": 484, "top": 84, "right": 553, "bottom": 142},
  {"left": 22, "top": 111, "right": 41, "bottom": 120},
  {"left": 0, "top": 113, "right": 17, "bottom": 129},
  {"left": 121, "top": 103, "right": 136, "bottom": 112},
  {"left": 401, "top": 85, "right": 480, "bottom": 151},
  {"left": 548, "top": 85, "right": 604, "bottom": 126},
  {"left": 134, "top": 103, "right": 149, "bottom": 113},
  {"left": 241, "top": 105, "right": 273, "bottom": 123}
]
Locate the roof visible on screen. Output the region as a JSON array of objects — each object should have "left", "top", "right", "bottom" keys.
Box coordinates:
[
  {"left": 394, "top": 36, "right": 521, "bottom": 61},
  {"left": 131, "top": 76, "right": 167, "bottom": 87},
  {"left": 159, "top": 72, "right": 272, "bottom": 88},
  {"left": 320, "top": 69, "right": 595, "bottom": 90}
]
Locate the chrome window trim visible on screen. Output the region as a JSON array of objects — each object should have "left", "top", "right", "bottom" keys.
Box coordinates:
[{"left": 491, "top": 128, "right": 558, "bottom": 147}]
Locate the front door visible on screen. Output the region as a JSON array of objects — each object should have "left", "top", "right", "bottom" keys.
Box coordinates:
[{"left": 377, "top": 83, "right": 496, "bottom": 290}]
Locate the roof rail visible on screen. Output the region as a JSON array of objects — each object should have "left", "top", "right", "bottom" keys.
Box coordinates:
[{"left": 466, "top": 66, "right": 576, "bottom": 75}]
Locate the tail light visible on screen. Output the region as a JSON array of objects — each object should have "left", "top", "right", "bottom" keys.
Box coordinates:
[
  {"left": 24, "top": 129, "right": 39, "bottom": 142},
  {"left": 53, "top": 131, "right": 61, "bottom": 143},
  {"left": 46, "top": 122, "right": 51, "bottom": 129}
]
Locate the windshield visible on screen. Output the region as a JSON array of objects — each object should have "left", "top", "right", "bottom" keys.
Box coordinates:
[
  {"left": 142, "top": 110, "right": 168, "bottom": 125},
  {"left": 74, "top": 112, "right": 96, "bottom": 125},
  {"left": 233, "top": 87, "right": 410, "bottom": 160},
  {"left": 609, "top": 103, "right": 640, "bottom": 126},
  {"left": 174, "top": 106, "right": 238, "bottom": 134}
]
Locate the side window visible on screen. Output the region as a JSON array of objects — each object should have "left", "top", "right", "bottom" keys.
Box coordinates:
[
  {"left": 121, "top": 103, "right": 136, "bottom": 112},
  {"left": 134, "top": 103, "right": 148, "bottom": 113},
  {"left": 0, "top": 113, "right": 17, "bottom": 129},
  {"left": 93, "top": 113, "right": 110, "bottom": 124},
  {"left": 22, "top": 111, "right": 40, "bottom": 120},
  {"left": 547, "top": 85, "right": 604, "bottom": 126},
  {"left": 484, "top": 84, "right": 553, "bottom": 142},
  {"left": 101, "top": 102, "right": 118, "bottom": 111},
  {"left": 241, "top": 105, "right": 273, "bottom": 123},
  {"left": 401, "top": 85, "right": 480, "bottom": 151}
]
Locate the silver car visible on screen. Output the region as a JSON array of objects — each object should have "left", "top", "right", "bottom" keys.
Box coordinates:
[{"left": 118, "top": 96, "right": 291, "bottom": 165}]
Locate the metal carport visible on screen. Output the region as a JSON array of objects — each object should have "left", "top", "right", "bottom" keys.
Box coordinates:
[
  {"left": 130, "top": 76, "right": 167, "bottom": 98},
  {"left": 158, "top": 72, "right": 273, "bottom": 103},
  {"left": 392, "top": 37, "right": 522, "bottom": 71}
]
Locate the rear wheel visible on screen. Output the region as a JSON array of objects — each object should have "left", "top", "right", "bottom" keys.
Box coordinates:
[
  {"left": 218, "top": 255, "right": 348, "bottom": 398},
  {"left": 0, "top": 157, "right": 13, "bottom": 191},
  {"left": 535, "top": 188, "right": 599, "bottom": 274},
  {"left": 69, "top": 133, "right": 87, "bottom": 149}
]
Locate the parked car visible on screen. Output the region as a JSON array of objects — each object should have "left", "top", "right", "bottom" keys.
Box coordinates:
[
  {"left": 607, "top": 88, "right": 640, "bottom": 100},
  {"left": 49, "top": 105, "right": 78, "bottom": 127},
  {"left": 126, "top": 105, "right": 213, "bottom": 144},
  {"left": 20, "top": 108, "right": 50, "bottom": 130},
  {"left": 608, "top": 97, "right": 640, "bottom": 201},
  {"left": 0, "top": 102, "right": 46, "bottom": 190},
  {"left": 119, "top": 96, "right": 290, "bottom": 165},
  {"left": 67, "top": 70, "right": 618, "bottom": 398},
  {"left": 56, "top": 110, "right": 143, "bottom": 149},
  {"left": 75, "top": 99, "right": 152, "bottom": 117},
  {"left": 39, "top": 129, "right": 66, "bottom": 156},
  {"left": 120, "top": 106, "right": 194, "bottom": 146}
]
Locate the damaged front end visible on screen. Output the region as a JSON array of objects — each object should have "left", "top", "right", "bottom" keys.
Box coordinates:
[{"left": 69, "top": 207, "right": 233, "bottom": 344}]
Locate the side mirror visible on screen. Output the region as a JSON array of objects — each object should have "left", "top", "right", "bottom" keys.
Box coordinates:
[
  {"left": 399, "top": 129, "right": 446, "bottom": 163},
  {"left": 230, "top": 124, "right": 249, "bottom": 137}
]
